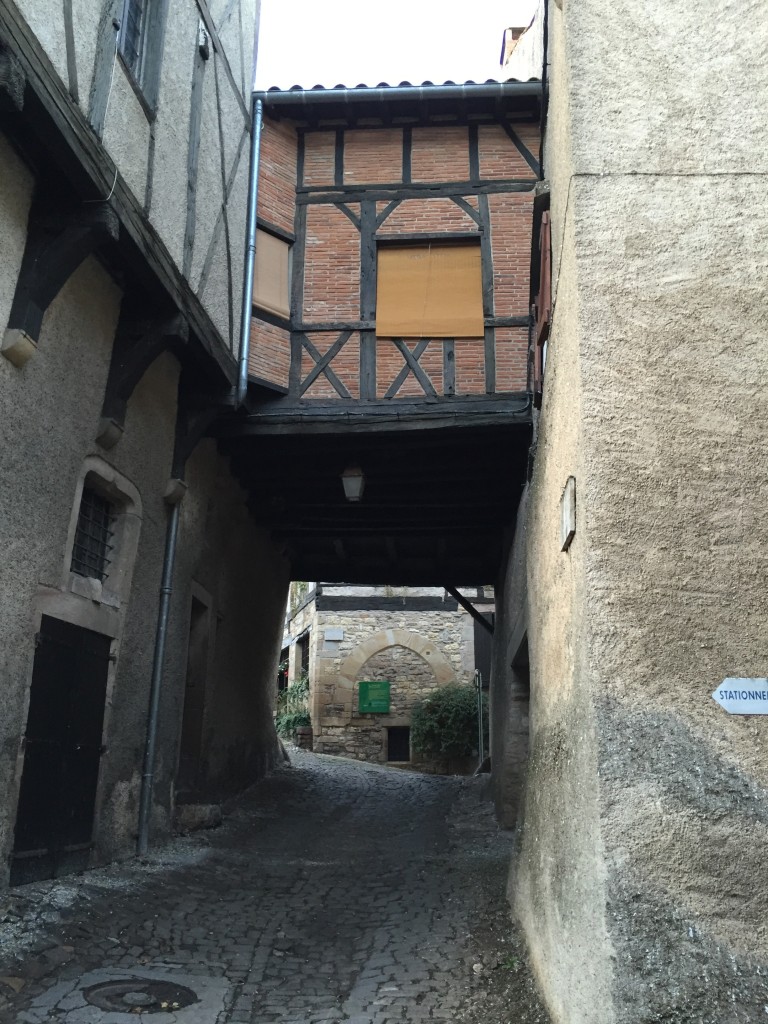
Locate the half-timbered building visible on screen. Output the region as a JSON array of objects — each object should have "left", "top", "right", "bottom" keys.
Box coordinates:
[
  {"left": 217, "top": 80, "right": 543, "bottom": 587},
  {"left": 0, "top": 0, "right": 289, "bottom": 886}
]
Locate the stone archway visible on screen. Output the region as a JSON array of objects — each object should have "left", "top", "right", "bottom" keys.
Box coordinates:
[{"left": 337, "top": 628, "right": 455, "bottom": 692}]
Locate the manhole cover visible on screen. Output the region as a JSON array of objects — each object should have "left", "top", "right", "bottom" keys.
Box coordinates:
[{"left": 83, "top": 977, "right": 199, "bottom": 1014}]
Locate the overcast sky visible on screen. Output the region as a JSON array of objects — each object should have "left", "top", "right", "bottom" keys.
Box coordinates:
[{"left": 254, "top": 0, "right": 537, "bottom": 91}]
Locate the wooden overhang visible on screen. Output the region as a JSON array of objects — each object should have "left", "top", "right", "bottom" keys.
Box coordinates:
[
  {"left": 215, "top": 394, "right": 532, "bottom": 584},
  {"left": 0, "top": 23, "right": 236, "bottom": 386},
  {"left": 227, "top": 80, "right": 542, "bottom": 585}
]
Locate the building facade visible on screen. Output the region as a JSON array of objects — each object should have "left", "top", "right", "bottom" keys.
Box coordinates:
[
  {"left": 0, "top": 0, "right": 289, "bottom": 887},
  {"left": 491, "top": 1, "right": 768, "bottom": 1021},
  {"left": 283, "top": 585, "right": 493, "bottom": 766}
]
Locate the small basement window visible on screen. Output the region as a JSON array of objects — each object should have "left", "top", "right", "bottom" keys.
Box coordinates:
[
  {"left": 70, "top": 487, "right": 115, "bottom": 582},
  {"left": 254, "top": 229, "right": 291, "bottom": 319},
  {"left": 376, "top": 242, "right": 483, "bottom": 338},
  {"left": 387, "top": 726, "right": 411, "bottom": 762}
]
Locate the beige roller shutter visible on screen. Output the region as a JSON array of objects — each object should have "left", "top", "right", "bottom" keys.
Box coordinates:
[
  {"left": 253, "top": 229, "right": 291, "bottom": 318},
  {"left": 376, "top": 243, "right": 483, "bottom": 338}
]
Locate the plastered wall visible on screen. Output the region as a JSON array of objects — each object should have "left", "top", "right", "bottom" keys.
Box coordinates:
[
  {"left": 508, "top": 0, "right": 768, "bottom": 1019},
  {"left": 0, "top": 125, "right": 289, "bottom": 878},
  {"left": 13, "top": 0, "right": 256, "bottom": 356}
]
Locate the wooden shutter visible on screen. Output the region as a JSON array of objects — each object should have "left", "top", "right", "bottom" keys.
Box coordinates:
[
  {"left": 376, "top": 243, "right": 483, "bottom": 338},
  {"left": 253, "top": 229, "right": 290, "bottom": 318}
]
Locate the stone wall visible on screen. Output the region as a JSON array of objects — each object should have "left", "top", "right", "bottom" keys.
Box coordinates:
[
  {"left": 283, "top": 591, "right": 487, "bottom": 768},
  {"left": 501, "top": 1, "right": 768, "bottom": 1021}
]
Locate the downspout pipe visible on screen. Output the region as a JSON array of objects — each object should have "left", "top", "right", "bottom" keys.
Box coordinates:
[
  {"left": 236, "top": 95, "right": 264, "bottom": 407},
  {"left": 137, "top": 499, "right": 181, "bottom": 857}
]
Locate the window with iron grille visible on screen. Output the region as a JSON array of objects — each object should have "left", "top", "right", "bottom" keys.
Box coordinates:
[
  {"left": 119, "top": 0, "right": 146, "bottom": 78},
  {"left": 70, "top": 488, "right": 115, "bottom": 582}
]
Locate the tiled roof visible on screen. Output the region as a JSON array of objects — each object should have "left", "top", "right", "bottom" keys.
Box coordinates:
[{"left": 261, "top": 77, "right": 540, "bottom": 94}]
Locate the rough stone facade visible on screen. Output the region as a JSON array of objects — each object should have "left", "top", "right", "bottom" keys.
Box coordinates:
[
  {"left": 283, "top": 586, "right": 490, "bottom": 768},
  {"left": 489, "top": 2, "right": 768, "bottom": 1021}
]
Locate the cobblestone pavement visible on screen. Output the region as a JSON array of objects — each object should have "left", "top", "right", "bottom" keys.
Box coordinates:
[{"left": 0, "top": 752, "right": 549, "bottom": 1024}]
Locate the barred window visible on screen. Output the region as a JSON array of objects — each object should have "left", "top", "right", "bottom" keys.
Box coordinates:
[{"left": 70, "top": 488, "right": 115, "bottom": 582}]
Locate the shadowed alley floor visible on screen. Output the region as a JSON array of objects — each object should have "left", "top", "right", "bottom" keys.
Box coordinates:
[{"left": 0, "top": 752, "right": 548, "bottom": 1024}]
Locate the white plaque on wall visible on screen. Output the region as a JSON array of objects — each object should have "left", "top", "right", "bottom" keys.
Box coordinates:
[{"left": 560, "top": 475, "right": 576, "bottom": 552}]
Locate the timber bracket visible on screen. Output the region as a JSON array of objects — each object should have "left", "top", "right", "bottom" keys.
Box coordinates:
[
  {"left": 171, "top": 374, "right": 234, "bottom": 479},
  {"left": 3, "top": 202, "right": 119, "bottom": 367},
  {"left": 0, "top": 38, "right": 25, "bottom": 112},
  {"left": 98, "top": 313, "right": 189, "bottom": 447},
  {"left": 444, "top": 585, "right": 494, "bottom": 635}
]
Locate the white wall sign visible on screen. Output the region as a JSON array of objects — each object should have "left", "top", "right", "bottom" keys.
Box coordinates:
[
  {"left": 560, "top": 475, "right": 576, "bottom": 552},
  {"left": 712, "top": 679, "right": 768, "bottom": 715}
]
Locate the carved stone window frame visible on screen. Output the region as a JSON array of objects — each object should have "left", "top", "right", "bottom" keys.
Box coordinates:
[{"left": 62, "top": 456, "right": 143, "bottom": 611}]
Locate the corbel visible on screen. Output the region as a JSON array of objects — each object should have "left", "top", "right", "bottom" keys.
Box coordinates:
[
  {"left": 2, "top": 202, "right": 119, "bottom": 367},
  {"left": 97, "top": 312, "right": 189, "bottom": 447},
  {"left": 171, "top": 369, "right": 233, "bottom": 479},
  {"left": 0, "top": 38, "right": 25, "bottom": 112}
]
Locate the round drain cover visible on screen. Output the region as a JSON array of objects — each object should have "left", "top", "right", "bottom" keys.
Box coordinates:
[{"left": 83, "top": 978, "right": 198, "bottom": 1014}]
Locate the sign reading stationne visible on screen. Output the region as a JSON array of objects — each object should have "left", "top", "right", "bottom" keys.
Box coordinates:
[
  {"left": 712, "top": 678, "right": 768, "bottom": 716},
  {"left": 358, "top": 680, "right": 391, "bottom": 714}
]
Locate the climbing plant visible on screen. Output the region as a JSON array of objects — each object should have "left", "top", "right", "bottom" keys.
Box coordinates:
[
  {"left": 275, "top": 674, "right": 311, "bottom": 738},
  {"left": 411, "top": 684, "right": 486, "bottom": 759}
]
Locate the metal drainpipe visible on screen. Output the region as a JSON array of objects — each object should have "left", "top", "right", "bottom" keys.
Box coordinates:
[
  {"left": 137, "top": 500, "right": 181, "bottom": 857},
  {"left": 236, "top": 96, "right": 264, "bottom": 407}
]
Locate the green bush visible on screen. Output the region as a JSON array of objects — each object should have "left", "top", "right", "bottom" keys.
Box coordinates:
[
  {"left": 411, "top": 684, "right": 486, "bottom": 759},
  {"left": 275, "top": 675, "right": 311, "bottom": 738}
]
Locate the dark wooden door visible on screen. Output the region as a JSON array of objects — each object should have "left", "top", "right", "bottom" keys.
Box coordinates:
[{"left": 11, "top": 616, "right": 111, "bottom": 885}]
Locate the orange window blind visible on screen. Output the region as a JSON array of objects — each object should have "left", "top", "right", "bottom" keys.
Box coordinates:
[
  {"left": 376, "top": 243, "right": 483, "bottom": 338},
  {"left": 253, "top": 229, "right": 290, "bottom": 318}
]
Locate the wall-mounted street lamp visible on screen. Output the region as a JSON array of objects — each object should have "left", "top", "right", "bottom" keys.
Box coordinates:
[{"left": 341, "top": 464, "right": 365, "bottom": 502}]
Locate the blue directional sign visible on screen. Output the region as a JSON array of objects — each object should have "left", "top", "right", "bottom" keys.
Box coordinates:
[{"left": 712, "top": 679, "right": 768, "bottom": 715}]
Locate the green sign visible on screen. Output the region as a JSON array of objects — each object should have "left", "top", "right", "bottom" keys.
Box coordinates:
[{"left": 358, "top": 680, "right": 391, "bottom": 714}]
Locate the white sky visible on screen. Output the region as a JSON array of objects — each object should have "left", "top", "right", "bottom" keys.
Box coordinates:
[{"left": 254, "top": 0, "right": 537, "bottom": 91}]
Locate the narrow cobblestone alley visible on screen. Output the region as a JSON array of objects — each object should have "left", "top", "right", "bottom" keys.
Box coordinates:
[{"left": 0, "top": 754, "right": 548, "bottom": 1024}]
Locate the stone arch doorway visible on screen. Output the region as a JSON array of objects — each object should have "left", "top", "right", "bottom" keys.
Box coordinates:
[
  {"left": 313, "top": 629, "right": 457, "bottom": 763},
  {"left": 339, "top": 629, "right": 455, "bottom": 690}
]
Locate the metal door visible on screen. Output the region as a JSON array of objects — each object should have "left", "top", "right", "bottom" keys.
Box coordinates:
[{"left": 11, "top": 616, "right": 111, "bottom": 885}]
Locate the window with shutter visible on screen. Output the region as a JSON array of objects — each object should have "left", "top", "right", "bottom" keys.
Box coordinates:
[
  {"left": 253, "top": 229, "right": 292, "bottom": 319},
  {"left": 376, "top": 242, "right": 483, "bottom": 338}
]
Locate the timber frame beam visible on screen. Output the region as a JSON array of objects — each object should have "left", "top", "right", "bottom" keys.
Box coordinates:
[
  {"left": 444, "top": 585, "right": 494, "bottom": 635},
  {"left": 0, "top": 36, "right": 24, "bottom": 111},
  {"left": 4, "top": 201, "right": 119, "bottom": 345},
  {"left": 100, "top": 312, "right": 190, "bottom": 438},
  {"left": 0, "top": 11, "right": 237, "bottom": 382}
]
